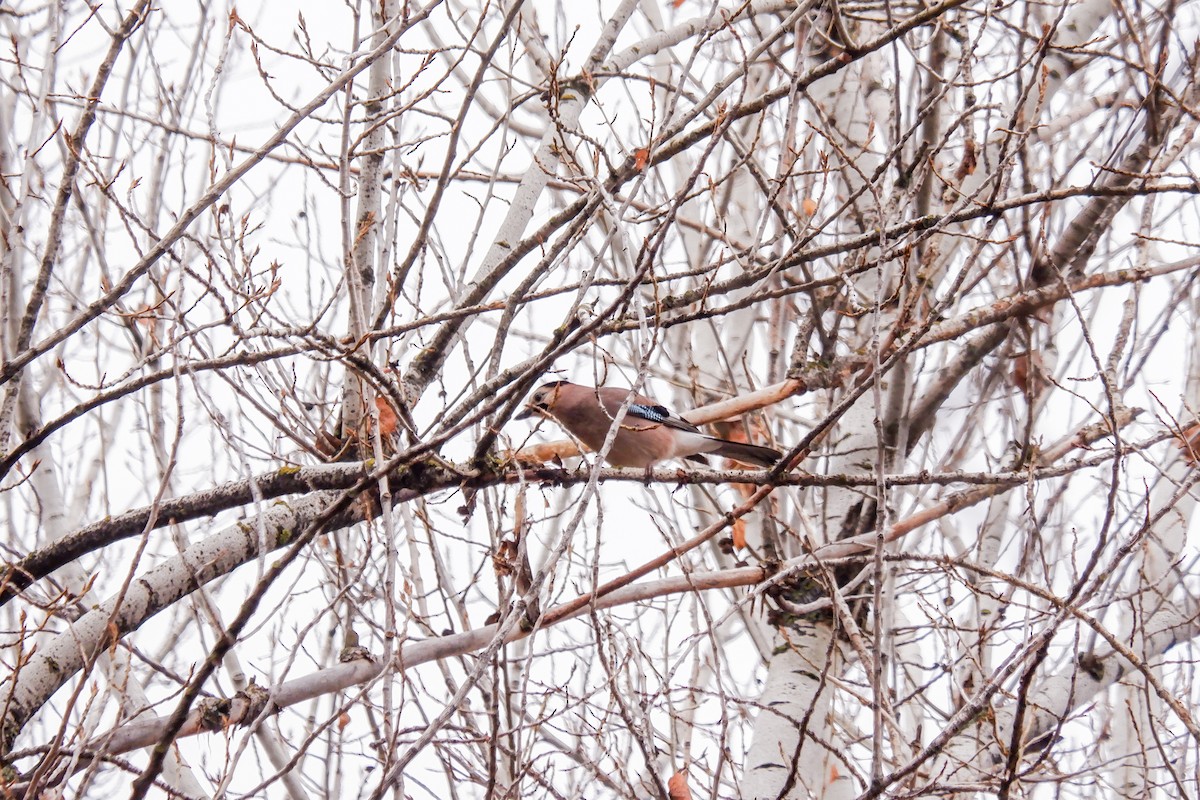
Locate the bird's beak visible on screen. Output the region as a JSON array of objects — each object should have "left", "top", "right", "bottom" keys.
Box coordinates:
[{"left": 517, "top": 401, "right": 552, "bottom": 421}]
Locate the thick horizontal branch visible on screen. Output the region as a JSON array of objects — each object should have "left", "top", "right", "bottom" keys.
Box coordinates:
[
  {"left": 2, "top": 403, "right": 1151, "bottom": 609},
  {"left": 0, "top": 462, "right": 376, "bottom": 606}
]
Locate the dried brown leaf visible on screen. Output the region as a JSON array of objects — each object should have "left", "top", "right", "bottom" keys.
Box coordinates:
[{"left": 667, "top": 771, "right": 692, "bottom": 800}]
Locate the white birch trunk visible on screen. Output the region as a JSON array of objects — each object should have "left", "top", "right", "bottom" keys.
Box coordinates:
[{"left": 745, "top": 34, "right": 889, "bottom": 798}]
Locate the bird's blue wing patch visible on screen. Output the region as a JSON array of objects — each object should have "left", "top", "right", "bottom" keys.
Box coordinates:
[{"left": 628, "top": 403, "right": 670, "bottom": 424}]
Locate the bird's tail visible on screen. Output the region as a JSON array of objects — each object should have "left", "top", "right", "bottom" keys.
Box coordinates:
[{"left": 711, "top": 439, "right": 782, "bottom": 468}]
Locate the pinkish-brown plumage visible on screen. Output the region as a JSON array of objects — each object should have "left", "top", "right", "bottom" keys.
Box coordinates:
[{"left": 518, "top": 381, "right": 781, "bottom": 469}]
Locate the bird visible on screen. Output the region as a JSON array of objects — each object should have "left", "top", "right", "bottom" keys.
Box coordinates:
[{"left": 516, "top": 381, "right": 782, "bottom": 469}]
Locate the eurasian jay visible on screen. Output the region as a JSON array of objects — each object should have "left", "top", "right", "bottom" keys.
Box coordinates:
[{"left": 517, "top": 381, "right": 782, "bottom": 469}]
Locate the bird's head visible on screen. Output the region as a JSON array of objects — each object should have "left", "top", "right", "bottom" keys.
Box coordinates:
[{"left": 516, "top": 381, "right": 568, "bottom": 420}]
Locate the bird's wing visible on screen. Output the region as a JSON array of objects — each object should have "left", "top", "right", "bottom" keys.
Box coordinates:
[
  {"left": 594, "top": 386, "right": 708, "bottom": 435},
  {"left": 628, "top": 402, "right": 705, "bottom": 435}
]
